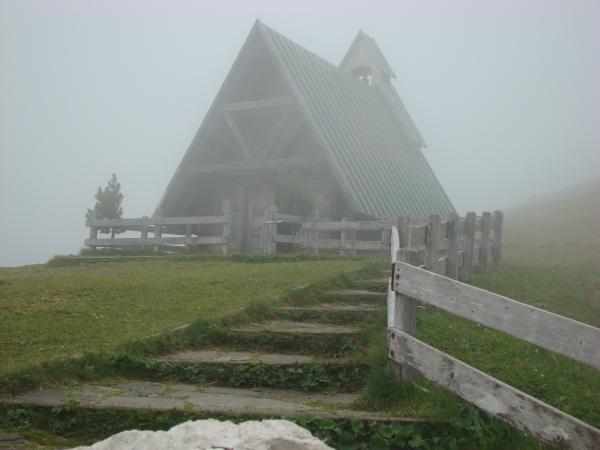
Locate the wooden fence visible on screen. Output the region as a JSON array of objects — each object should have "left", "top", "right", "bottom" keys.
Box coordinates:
[
  {"left": 85, "top": 213, "right": 231, "bottom": 254},
  {"left": 261, "top": 209, "right": 503, "bottom": 282},
  {"left": 387, "top": 224, "right": 600, "bottom": 448},
  {"left": 260, "top": 207, "right": 393, "bottom": 255}
]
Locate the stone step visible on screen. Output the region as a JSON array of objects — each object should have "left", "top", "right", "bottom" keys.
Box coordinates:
[
  {"left": 277, "top": 303, "right": 379, "bottom": 313},
  {"left": 274, "top": 303, "right": 381, "bottom": 323},
  {"left": 156, "top": 349, "right": 319, "bottom": 366},
  {"left": 150, "top": 349, "right": 365, "bottom": 392},
  {"left": 322, "top": 290, "right": 386, "bottom": 301},
  {"left": 8, "top": 381, "right": 420, "bottom": 422},
  {"left": 231, "top": 320, "right": 359, "bottom": 335}
]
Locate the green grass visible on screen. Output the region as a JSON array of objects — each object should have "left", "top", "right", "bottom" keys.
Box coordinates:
[
  {"left": 503, "top": 178, "right": 600, "bottom": 267},
  {"left": 359, "top": 263, "right": 600, "bottom": 433},
  {"left": 0, "top": 258, "right": 362, "bottom": 376}
]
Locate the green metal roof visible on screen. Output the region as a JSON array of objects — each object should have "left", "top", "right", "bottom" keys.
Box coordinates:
[{"left": 260, "top": 23, "right": 455, "bottom": 219}]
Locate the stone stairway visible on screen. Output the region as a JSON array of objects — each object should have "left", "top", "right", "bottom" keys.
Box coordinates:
[{"left": 5, "top": 278, "right": 422, "bottom": 444}]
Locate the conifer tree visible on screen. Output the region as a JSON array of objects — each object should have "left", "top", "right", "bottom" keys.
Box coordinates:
[{"left": 86, "top": 173, "right": 124, "bottom": 236}]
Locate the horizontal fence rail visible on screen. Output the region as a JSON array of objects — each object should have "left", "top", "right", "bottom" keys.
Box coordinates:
[
  {"left": 87, "top": 216, "right": 229, "bottom": 226},
  {"left": 84, "top": 207, "right": 231, "bottom": 254},
  {"left": 387, "top": 220, "right": 600, "bottom": 448},
  {"left": 388, "top": 328, "right": 600, "bottom": 449},
  {"left": 260, "top": 207, "right": 394, "bottom": 255},
  {"left": 392, "top": 262, "right": 600, "bottom": 370}
]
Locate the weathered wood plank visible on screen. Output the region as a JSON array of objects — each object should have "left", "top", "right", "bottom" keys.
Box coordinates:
[
  {"left": 446, "top": 212, "right": 459, "bottom": 279},
  {"left": 492, "top": 210, "right": 504, "bottom": 265},
  {"left": 387, "top": 226, "right": 400, "bottom": 329},
  {"left": 223, "top": 96, "right": 295, "bottom": 111},
  {"left": 265, "top": 205, "right": 277, "bottom": 255},
  {"left": 388, "top": 328, "right": 600, "bottom": 449},
  {"left": 88, "top": 216, "right": 229, "bottom": 227},
  {"left": 409, "top": 224, "right": 427, "bottom": 248},
  {"left": 393, "top": 262, "right": 600, "bottom": 369},
  {"left": 302, "top": 220, "right": 393, "bottom": 232},
  {"left": 275, "top": 234, "right": 302, "bottom": 244},
  {"left": 304, "top": 239, "right": 388, "bottom": 251},
  {"left": 425, "top": 215, "right": 441, "bottom": 273},
  {"left": 394, "top": 217, "right": 416, "bottom": 381},
  {"left": 221, "top": 199, "right": 231, "bottom": 255},
  {"left": 463, "top": 212, "right": 476, "bottom": 282},
  {"left": 223, "top": 111, "right": 255, "bottom": 161},
  {"left": 85, "top": 236, "right": 226, "bottom": 247},
  {"left": 479, "top": 212, "right": 491, "bottom": 273},
  {"left": 273, "top": 213, "right": 304, "bottom": 224}
]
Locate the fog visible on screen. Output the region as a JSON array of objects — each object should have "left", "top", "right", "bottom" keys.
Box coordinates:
[{"left": 1, "top": 0, "right": 598, "bottom": 267}]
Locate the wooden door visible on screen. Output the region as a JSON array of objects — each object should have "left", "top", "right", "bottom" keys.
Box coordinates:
[{"left": 244, "top": 183, "right": 275, "bottom": 253}]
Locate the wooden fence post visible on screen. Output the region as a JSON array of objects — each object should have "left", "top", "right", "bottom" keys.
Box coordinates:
[
  {"left": 425, "top": 215, "right": 441, "bottom": 274},
  {"left": 267, "top": 205, "right": 277, "bottom": 255},
  {"left": 446, "top": 212, "right": 459, "bottom": 279},
  {"left": 493, "top": 210, "right": 504, "bottom": 265},
  {"left": 260, "top": 209, "right": 269, "bottom": 254},
  {"left": 141, "top": 216, "right": 148, "bottom": 248},
  {"left": 89, "top": 224, "right": 98, "bottom": 250},
  {"left": 463, "top": 212, "right": 476, "bottom": 282},
  {"left": 221, "top": 198, "right": 231, "bottom": 255},
  {"left": 152, "top": 226, "right": 162, "bottom": 253},
  {"left": 340, "top": 217, "right": 347, "bottom": 256},
  {"left": 480, "top": 212, "right": 491, "bottom": 273},
  {"left": 349, "top": 225, "right": 357, "bottom": 257},
  {"left": 185, "top": 224, "right": 192, "bottom": 253},
  {"left": 394, "top": 216, "right": 416, "bottom": 381},
  {"left": 153, "top": 209, "right": 162, "bottom": 253},
  {"left": 312, "top": 209, "right": 319, "bottom": 255}
]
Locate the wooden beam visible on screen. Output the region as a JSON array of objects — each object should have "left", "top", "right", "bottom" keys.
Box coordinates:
[
  {"left": 223, "top": 96, "right": 295, "bottom": 111},
  {"left": 85, "top": 236, "right": 226, "bottom": 247},
  {"left": 223, "top": 111, "right": 255, "bottom": 161},
  {"left": 393, "top": 261, "right": 600, "bottom": 369},
  {"left": 301, "top": 238, "right": 388, "bottom": 251},
  {"left": 88, "top": 216, "right": 229, "bottom": 227},
  {"left": 189, "top": 156, "right": 327, "bottom": 175},
  {"left": 302, "top": 220, "right": 393, "bottom": 232},
  {"left": 258, "top": 104, "right": 295, "bottom": 160},
  {"left": 388, "top": 328, "right": 600, "bottom": 449},
  {"left": 273, "top": 213, "right": 304, "bottom": 224}
]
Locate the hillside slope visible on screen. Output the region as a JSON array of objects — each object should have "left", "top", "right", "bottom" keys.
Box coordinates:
[{"left": 503, "top": 178, "right": 600, "bottom": 266}]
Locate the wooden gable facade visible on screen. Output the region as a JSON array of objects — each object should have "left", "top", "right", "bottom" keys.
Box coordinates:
[{"left": 157, "top": 21, "right": 455, "bottom": 253}]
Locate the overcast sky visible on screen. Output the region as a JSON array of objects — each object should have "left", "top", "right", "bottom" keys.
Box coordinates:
[{"left": 1, "top": 0, "right": 599, "bottom": 266}]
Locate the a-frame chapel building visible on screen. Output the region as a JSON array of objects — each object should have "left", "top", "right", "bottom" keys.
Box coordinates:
[{"left": 157, "top": 20, "right": 455, "bottom": 253}]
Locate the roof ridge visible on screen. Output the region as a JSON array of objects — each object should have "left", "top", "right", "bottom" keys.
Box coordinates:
[{"left": 258, "top": 21, "right": 340, "bottom": 71}]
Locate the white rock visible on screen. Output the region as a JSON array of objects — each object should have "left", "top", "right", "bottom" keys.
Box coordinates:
[{"left": 70, "top": 419, "right": 333, "bottom": 450}]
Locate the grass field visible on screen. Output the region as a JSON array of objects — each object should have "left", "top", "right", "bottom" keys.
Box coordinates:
[
  {"left": 503, "top": 178, "right": 600, "bottom": 267},
  {"left": 0, "top": 258, "right": 362, "bottom": 375}
]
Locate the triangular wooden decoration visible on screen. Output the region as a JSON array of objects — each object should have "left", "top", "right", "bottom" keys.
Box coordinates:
[{"left": 226, "top": 103, "right": 297, "bottom": 161}]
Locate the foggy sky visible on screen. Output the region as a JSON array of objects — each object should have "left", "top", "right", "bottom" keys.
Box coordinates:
[{"left": 1, "top": 0, "right": 599, "bottom": 266}]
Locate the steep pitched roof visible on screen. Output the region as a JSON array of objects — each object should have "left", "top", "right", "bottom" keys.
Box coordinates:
[
  {"left": 158, "top": 21, "right": 455, "bottom": 219},
  {"left": 258, "top": 23, "right": 455, "bottom": 218}
]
